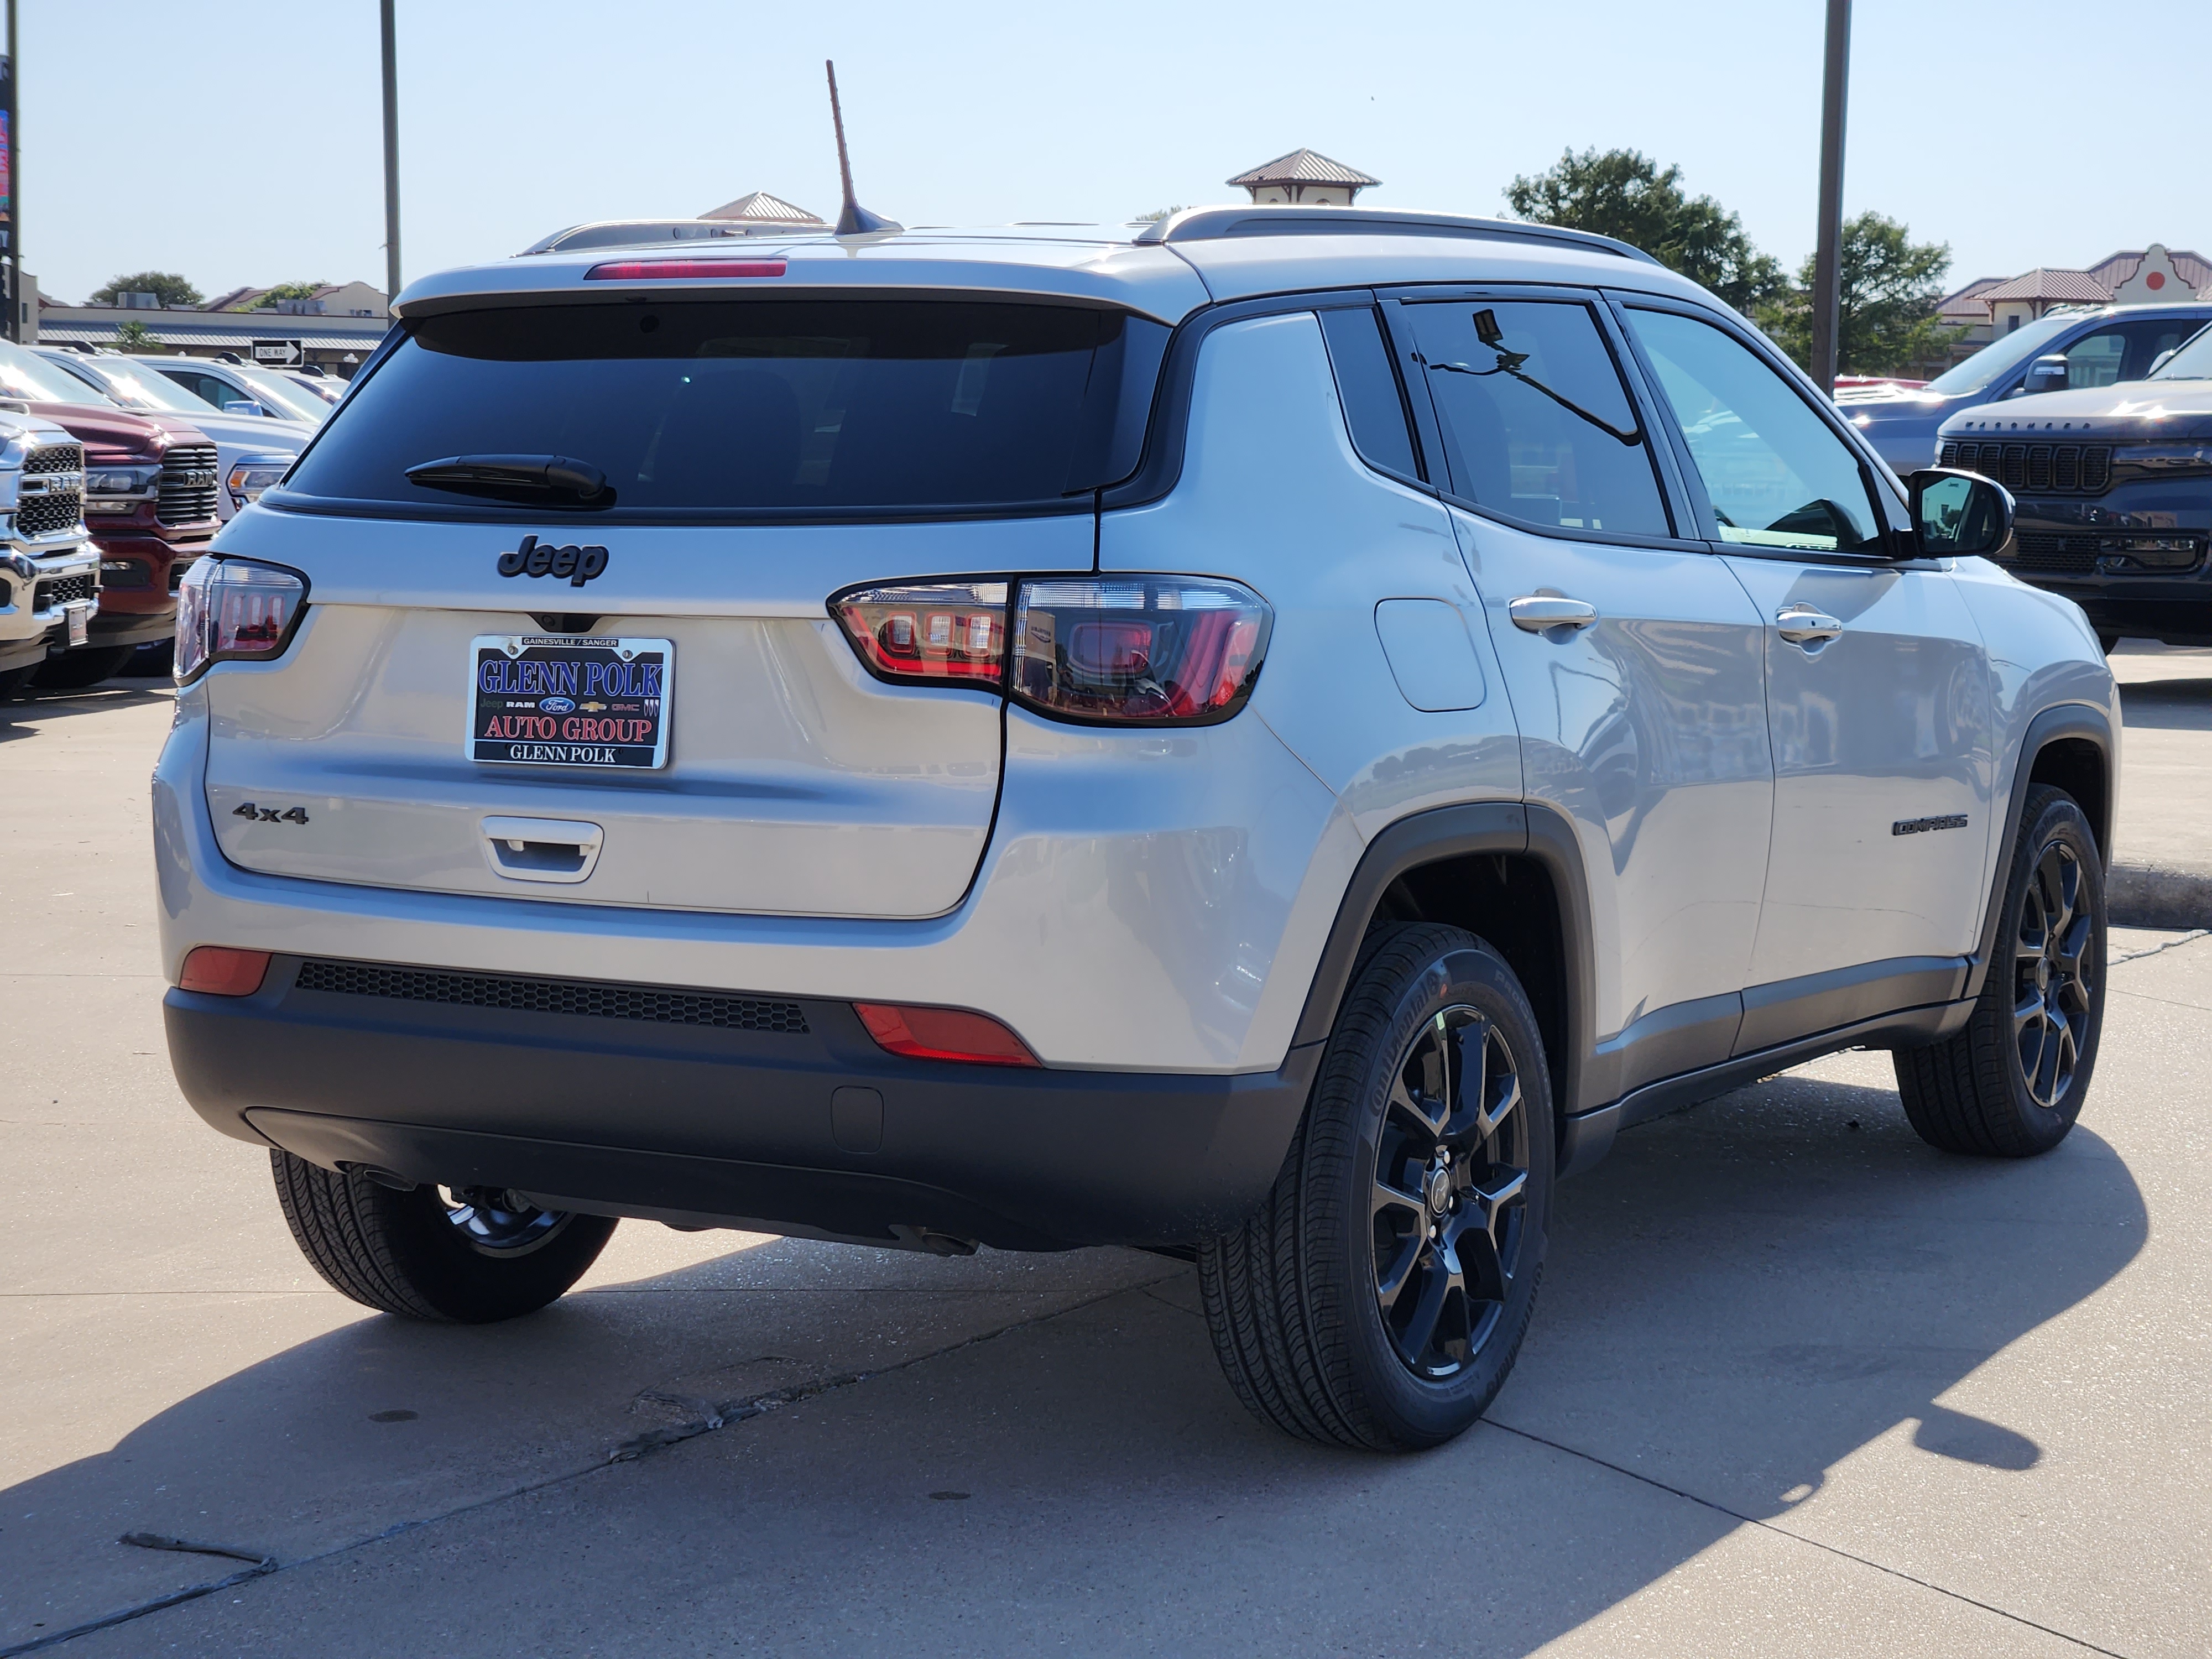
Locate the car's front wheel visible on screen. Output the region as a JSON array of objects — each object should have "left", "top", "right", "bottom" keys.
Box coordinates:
[
  {"left": 1199, "top": 924, "right": 1553, "bottom": 1449},
  {"left": 270, "top": 1151, "right": 616, "bottom": 1322},
  {"left": 1893, "top": 785, "right": 2105, "bottom": 1156}
]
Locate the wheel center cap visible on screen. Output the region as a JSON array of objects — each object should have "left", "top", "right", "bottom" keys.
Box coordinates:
[{"left": 1425, "top": 1166, "right": 1453, "bottom": 1215}]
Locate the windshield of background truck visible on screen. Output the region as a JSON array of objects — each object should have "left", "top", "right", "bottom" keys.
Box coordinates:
[
  {"left": 281, "top": 299, "right": 1170, "bottom": 515},
  {"left": 1923, "top": 314, "right": 2081, "bottom": 397},
  {"left": 69, "top": 358, "right": 218, "bottom": 415},
  {"left": 2150, "top": 323, "right": 2212, "bottom": 380},
  {"left": 0, "top": 341, "right": 120, "bottom": 405}
]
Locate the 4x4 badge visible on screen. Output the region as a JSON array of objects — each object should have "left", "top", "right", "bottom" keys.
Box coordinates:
[
  {"left": 234, "top": 802, "right": 309, "bottom": 824},
  {"left": 497, "top": 535, "right": 609, "bottom": 588}
]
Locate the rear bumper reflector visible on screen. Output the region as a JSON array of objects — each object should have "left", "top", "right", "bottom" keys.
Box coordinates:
[
  {"left": 853, "top": 1003, "right": 1040, "bottom": 1068},
  {"left": 178, "top": 947, "right": 272, "bottom": 997}
]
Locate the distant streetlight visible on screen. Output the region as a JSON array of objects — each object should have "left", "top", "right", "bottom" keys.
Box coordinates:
[
  {"left": 381, "top": 0, "right": 401, "bottom": 310},
  {"left": 1809, "top": 0, "right": 1851, "bottom": 394}
]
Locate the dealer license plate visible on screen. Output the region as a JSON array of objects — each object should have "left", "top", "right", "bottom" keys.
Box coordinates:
[{"left": 468, "top": 635, "right": 672, "bottom": 770}]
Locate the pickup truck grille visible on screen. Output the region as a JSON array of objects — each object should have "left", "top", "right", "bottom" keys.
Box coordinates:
[
  {"left": 1939, "top": 440, "right": 2111, "bottom": 494},
  {"left": 16, "top": 442, "right": 86, "bottom": 537},
  {"left": 156, "top": 444, "right": 221, "bottom": 526},
  {"left": 24, "top": 442, "right": 85, "bottom": 475},
  {"left": 33, "top": 572, "right": 97, "bottom": 609}
]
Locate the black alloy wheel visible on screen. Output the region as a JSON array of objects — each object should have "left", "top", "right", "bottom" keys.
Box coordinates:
[
  {"left": 1895, "top": 785, "right": 2105, "bottom": 1157},
  {"left": 2013, "top": 837, "right": 2094, "bottom": 1110},
  {"left": 1370, "top": 1007, "right": 1531, "bottom": 1380},
  {"left": 440, "top": 1187, "right": 576, "bottom": 1255}
]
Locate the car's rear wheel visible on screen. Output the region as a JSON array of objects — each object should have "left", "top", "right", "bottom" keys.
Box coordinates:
[
  {"left": 33, "top": 645, "right": 135, "bottom": 690},
  {"left": 1198, "top": 924, "right": 1552, "bottom": 1449},
  {"left": 270, "top": 1150, "right": 616, "bottom": 1322},
  {"left": 1893, "top": 785, "right": 2105, "bottom": 1156}
]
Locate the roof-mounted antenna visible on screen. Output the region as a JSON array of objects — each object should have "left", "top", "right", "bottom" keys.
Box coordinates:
[{"left": 826, "top": 61, "right": 901, "bottom": 238}]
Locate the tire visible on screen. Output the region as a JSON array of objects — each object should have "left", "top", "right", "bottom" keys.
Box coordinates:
[
  {"left": 1892, "top": 785, "right": 2105, "bottom": 1156},
  {"left": 270, "top": 1150, "right": 617, "bottom": 1322},
  {"left": 33, "top": 645, "right": 135, "bottom": 690},
  {"left": 128, "top": 638, "right": 176, "bottom": 677},
  {"left": 0, "top": 666, "right": 31, "bottom": 700},
  {"left": 1198, "top": 924, "right": 1553, "bottom": 1449}
]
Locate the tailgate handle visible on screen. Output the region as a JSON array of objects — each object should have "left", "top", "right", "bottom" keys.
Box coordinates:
[{"left": 481, "top": 816, "right": 603, "bottom": 884}]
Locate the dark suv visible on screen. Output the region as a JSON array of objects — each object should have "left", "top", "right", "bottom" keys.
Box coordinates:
[
  {"left": 1840, "top": 304, "right": 2212, "bottom": 477},
  {"left": 1938, "top": 321, "right": 2212, "bottom": 646}
]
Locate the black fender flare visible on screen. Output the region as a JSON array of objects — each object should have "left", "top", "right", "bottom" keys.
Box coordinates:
[
  {"left": 1960, "top": 701, "right": 2115, "bottom": 1003},
  {"left": 1288, "top": 800, "right": 1596, "bottom": 1129}
]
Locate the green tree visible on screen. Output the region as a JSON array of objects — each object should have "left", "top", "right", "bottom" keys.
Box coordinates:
[
  {"left": 1504, "top": 148, "right": 1785, "bottom": 312},
  {"left": 249, "top": 280, "right": 327, "bottom": 310},
  {"left": 1757, "top": 212, "right": 1962, "bottom": 376},
  {"left": 113, "top": 320, "right": 160, "bottom": 351},
  {"left": 90, "top": 271, "right": 201, "bottom": 307}
]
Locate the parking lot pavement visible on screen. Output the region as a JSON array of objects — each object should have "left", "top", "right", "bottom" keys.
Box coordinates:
[
  {"left": 5, "top": 680, "right": 2209, "bottom": 1657},
  {"left": 2110, "top": 641, "right": 2212, "bottom": 927}
]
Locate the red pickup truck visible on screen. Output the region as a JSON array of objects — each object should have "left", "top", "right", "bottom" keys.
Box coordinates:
[{"left": 0, "top": 342, "right": 221, "bottom": 686}]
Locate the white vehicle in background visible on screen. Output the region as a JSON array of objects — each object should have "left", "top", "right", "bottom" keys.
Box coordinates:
[
  {"left": 37, "top": 349, "right": 312, "bottom": 521},
  {"left": 128, "top": 355, "right": 332, "bottom": 426},
  {"left": 0, "top": 410, "right": 97, "bottom": 695},
  {"left": 276, "top": 368, "right": 346, "bottom": 408}
]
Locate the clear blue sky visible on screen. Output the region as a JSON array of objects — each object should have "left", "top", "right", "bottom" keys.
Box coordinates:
[{"left": 21, "top": 0, "right": 2208, "bottom": 306}]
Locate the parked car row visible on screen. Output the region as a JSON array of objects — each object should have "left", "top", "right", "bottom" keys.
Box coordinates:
[{"left": 0, "top": 342, "right": 322, "bottom": 692}]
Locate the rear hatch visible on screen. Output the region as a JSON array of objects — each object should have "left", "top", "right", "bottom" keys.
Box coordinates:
[{"left": 202, "top": 284, "right": 1173, "bottom": 919}]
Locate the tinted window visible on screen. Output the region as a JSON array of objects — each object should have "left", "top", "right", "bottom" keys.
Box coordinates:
[
  {"left": 1318, "top": 306, "right": 1419, "bottom": 479},
  {"left": 1629, "top": 308, "right": 1885, "bottom": 555},
  {"left": 2120, "top": 319, "right": 2201, "bottom": 380},
  {"left": 2063, "top": 329, "right": 2128, "bottom": 390},
  {"left": 281, "top": 300, "right": 1170, "bottom": 517},
  {"left": 1401, "top": 299, "right": 1671, "bottom": 538}
]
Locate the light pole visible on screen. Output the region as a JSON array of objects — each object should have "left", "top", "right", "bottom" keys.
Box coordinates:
[
  {"left": 380, "top": 0, "right": 400, "bottom": 311},
  {"left": 1809, "top": 0, "right": 1851, "bottom": 394},
  {"left": 4, "top": 0, "right": 17, "bottom": 344}
]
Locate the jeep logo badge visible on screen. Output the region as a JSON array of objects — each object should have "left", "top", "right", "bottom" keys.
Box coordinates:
[{"left": 497, "top": 535, "right": 609, "bottom": 588}]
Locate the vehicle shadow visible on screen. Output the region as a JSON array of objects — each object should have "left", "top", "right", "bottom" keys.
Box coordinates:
[
  {"left": 0, "top": 1070, "right": 2146, "bottom": 1654},
  {"left": 0, "top": 682, "right": 171, "bottom": 742}
]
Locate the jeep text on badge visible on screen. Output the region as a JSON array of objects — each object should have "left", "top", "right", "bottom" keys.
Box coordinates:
[
  {"left": 497, "top": 535, "right": 609, "bottom": 587},
  {"left": 469, "top": 635, "right": 671, "bottom": 769}
]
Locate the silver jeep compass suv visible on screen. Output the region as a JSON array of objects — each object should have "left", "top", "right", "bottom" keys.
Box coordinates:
[{"left": 156, "top": 207, "right": 2116, "bottom": 1450}]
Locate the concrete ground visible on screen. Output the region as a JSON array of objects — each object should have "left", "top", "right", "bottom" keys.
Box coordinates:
[
  {"left": 2, "top": 679, "right": 2207, "bottom": 1658},
  {"left": 2109, "top": 640, "right": 2212, "bottom": 927}
]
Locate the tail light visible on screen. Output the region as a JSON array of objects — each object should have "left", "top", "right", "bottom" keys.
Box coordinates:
[
  {"left": 1013, "top": 576, "right": 1270, "bottom": 725},
  {"left": 175, "top": 557, "right": 308, "bottom": 683},
  {"left": 832, "top": 581, "right": 1009, "bottom": 686},
  {"left": 829, "top": 575, "right": 1272, "bottom": 725},
  {"left": 853, "top": 1003, "right": 1040, "bottom": 1067}
]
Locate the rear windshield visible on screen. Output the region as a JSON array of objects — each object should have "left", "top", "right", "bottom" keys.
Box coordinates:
[{"left": 278, "top": 299, "right": 1170, "bottom": 520}]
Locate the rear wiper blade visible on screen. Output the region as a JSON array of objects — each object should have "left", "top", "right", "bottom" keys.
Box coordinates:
[{"left": 405, "top": 454, "right": 613, "bottom": 506}]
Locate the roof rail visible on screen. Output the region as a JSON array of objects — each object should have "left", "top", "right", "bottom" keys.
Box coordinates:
[{"left": 1132, "top": 205, "right": 1661, "bottom": 266}]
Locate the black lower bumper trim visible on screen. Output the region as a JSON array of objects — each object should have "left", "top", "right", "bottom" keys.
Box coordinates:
[{"left": 166, "top": 956, "right": 1318, "bottom": 1251}]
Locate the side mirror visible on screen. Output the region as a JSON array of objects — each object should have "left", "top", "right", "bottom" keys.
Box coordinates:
[
  {"left": 222, "top": 399, "right": 265, "bottom": 416},
  {"left": 2149, "top": 347, "right": 2178, "bottom": 376},
  {"left": 1908, "top": 467, "right": 2013, "bottom": 559},
  {"left": 2023, "top": 353, "right": 2070, "bottom": 395}
]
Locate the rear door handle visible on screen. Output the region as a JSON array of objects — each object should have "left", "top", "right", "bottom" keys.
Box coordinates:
[
  {"left": 1509, "top": 595, "right": 1599, "bottom": 634},
  {"left": 1775, "top": 606, "right": 1844, "bottom": 645}
]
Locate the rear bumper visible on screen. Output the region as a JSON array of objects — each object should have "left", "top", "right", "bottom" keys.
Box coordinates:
[{"left": 166, "top": 954, "right": 1318, "bottom": 1250}]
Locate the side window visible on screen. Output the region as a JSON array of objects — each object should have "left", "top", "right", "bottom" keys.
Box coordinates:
[
  {"left": 1626, "top": 308, "right": 1885, "bottom": 556},
  {"left": 1317, "top": 306, "right": 1420, "bottom": 479},
  {"left": 2062, "top": 328, "right": 2128, "bottom": 390},
  {"left": 1400, "top": 299, "right": 1672, "bottom": 538},
  {"left": 2122, "top": 319, "right": 2201, "bottom": 379}
]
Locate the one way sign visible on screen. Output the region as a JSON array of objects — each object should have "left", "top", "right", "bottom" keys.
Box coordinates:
[{"left": 251, "top": 338, "right": 304, "bottom": 366}]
